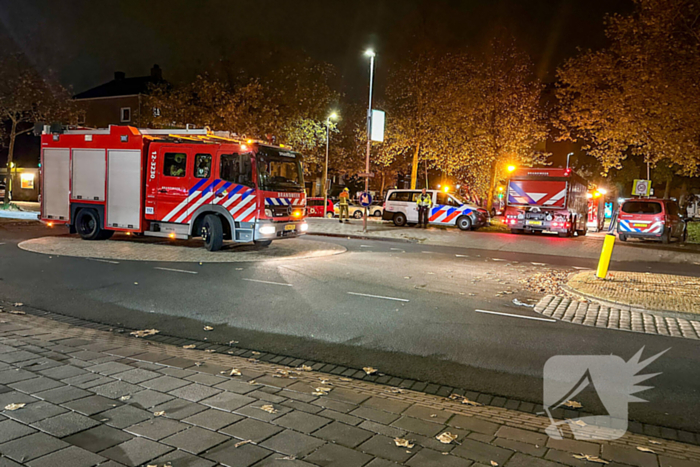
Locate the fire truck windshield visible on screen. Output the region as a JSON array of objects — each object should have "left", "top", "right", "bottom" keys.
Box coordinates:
[{"left": 256, "top": 148, "right": 304, "bottom": 192}]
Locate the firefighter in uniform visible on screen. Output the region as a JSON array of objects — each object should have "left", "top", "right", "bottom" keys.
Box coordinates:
[
  {"left": 338, "top": 188, "right": 350, "bottom": 223},
  {"left": 417, "top": 188, "right": 432, "bottom": 228}
]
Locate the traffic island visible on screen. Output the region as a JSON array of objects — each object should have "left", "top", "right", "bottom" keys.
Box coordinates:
[
  {"left": 567, "top": 270, "right": 700, "bottom": 315},
  {"left": 17, "top": 236, "right": 346, "bottom": 263}
]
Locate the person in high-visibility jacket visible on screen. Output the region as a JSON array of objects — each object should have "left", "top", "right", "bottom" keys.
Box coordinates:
[
  {"left": 338, "top": 187, "right": 350, "bottom": 223},
  {"left": 417, "top": 188, "right": 432, "bottom": 228}
]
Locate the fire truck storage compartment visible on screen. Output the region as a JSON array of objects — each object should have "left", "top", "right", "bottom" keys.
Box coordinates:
[
  {"left": 43, "top": 148, "right": 71, "bottom": 221},
  {"left": 71, "top": 149, "right": 106, "bottom": 201},
  {"left": 106, "top": 150, "right": 141, "bottom": 230}
]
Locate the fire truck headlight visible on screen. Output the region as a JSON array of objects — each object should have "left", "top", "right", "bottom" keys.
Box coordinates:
[
  {"left": 259, "top": 225, "right": 276, "bottom": 235},
  {"left": 300, "top": 223, "right": 309, "bottom": 232},
  {"left": 517, "top": 213, "right": 524, "bottom": 220},
  {"left": 265, "top": 209, "right": 273, "bottom": 217},
  {"left": 546, "top": 214, "right": 553, "bottom": 221}
]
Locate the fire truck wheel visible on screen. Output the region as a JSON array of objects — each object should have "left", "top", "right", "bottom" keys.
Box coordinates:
[
  {"left": 75, "top": 209, "right": 104, "bottom": 241},
  {"left": 619, "top": 234, "right": 627, "bottom": 242},
  {"left": 456, "top": 216, "right": 472, "bottom": 231},
  {"left": 558, "top": 231, "right": 570, "bottom": 238},
  {"left": 255, "top": 240, "right": 272, "bottom": 248},
  {"left": 393, "top": 213, "right": 407, "bottom": 227},
  {"left": 201, "top": 214, "right": 223, "bottom": 251},
  {"left": 325, "top": 212, "right": 334, "bottom": 218}
]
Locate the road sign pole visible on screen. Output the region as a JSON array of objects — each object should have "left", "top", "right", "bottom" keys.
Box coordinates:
[{"left": 364, "top": 52, "right": 375, "bottom": 233}]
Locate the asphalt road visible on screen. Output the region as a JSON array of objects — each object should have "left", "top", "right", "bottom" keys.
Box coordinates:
[{"left": 1, "top": 220, "right": 699, "bottom": 433}]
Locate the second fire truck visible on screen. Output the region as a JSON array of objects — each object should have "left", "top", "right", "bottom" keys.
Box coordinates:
[
  {"left": 40, "top": 125, "right": 307, "bottom": 251},
  {"left": 504, "top": 167, "right": 589, "bottom": 237}
]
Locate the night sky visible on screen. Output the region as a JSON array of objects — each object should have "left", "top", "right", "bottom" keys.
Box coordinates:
[{"left": 0, "top": 0, "right": 632, "bottom": 98}]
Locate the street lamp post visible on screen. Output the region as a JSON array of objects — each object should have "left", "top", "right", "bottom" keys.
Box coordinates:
[
  {"left": 323, "top": 112, "right": 338, "bottom": 219},
  {"left": 363, "top": 49, "right": 376, "bottom": 233}
]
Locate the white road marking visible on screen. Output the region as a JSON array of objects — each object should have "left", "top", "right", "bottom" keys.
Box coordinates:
[
  {"left": 360, "top": 245, "right": 372, "bottom": 248},
  {"left": 390, "top": 248, "right": 403, "bottom": 251},
  {"left": 86, "top": 258, "right": 120, "bottom": 264},
  {"left": 491, "top": 258, "right": 507, "bottom": 261},
  {"left": 531, "top": 262, "right": 546, "bottom": 266},
  {"left": 347, "top": 292, "right": 409, "bottom": 302},
  {"left": 572, "top": 267, "right": 591, "bottom": 270},
  {"left": 243, "top": 278, "right": 292, "bottom": 287},
  {"left": 475, "top": 309, "right": 556, "bottom": 323},
  {"left": 422, "top": 251, "right": 433, "bottom": 254},
  {"left": 455, "top": 254, "right": 469, "bottom": 257},
  {"left": 154, "top": 267, "right": 198, "bottom": 275}
]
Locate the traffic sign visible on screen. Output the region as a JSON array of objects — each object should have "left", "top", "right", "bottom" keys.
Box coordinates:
[
  {"left": 359, "top": 192, "right": 373, "bottom": 207},
  {"left": 632, "top": 179, "right": 651, "bottom": 197}
]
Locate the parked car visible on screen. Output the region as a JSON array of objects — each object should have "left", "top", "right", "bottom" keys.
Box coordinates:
[
  {"left": 0, "top": 183, "right": 5, "bottom": 200},
  {"left": 618, "top": 198, "right": 687, "bottom": 244},
  {"left": 334, "top": 201, "right": 383, "bottom": 218},
  {"left": 306, "top": 197, "right": 334, "bottom": 218},
  {"left": 382, "top": 189, "right": 488, "bottom": 230}
]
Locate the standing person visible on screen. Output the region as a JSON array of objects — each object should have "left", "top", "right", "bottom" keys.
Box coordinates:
[
  {"left": 417, "top": 188, "right": 432, "bottom": 228},
  {"left": 338, "top": 187, "right": 350, "bottom": 223}
]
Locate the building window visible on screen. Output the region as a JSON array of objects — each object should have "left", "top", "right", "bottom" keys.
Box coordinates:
[{"left": 121, "top": 107, "right": 131, "bottom": 122}]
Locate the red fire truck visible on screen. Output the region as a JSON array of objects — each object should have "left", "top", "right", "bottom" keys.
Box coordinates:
[
  {"left": 40, "top": 125, "right": 308, "bottom": 251},
  {"left": 503, "top": 168, "right": 588, "bottom": 237}
]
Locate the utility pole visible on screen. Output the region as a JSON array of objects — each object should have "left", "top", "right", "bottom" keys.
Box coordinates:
[
  {"left": 363, "top": 49, "right": 376, "bottom": 233},
  {"left": 323, "top": 112, "right": 338, "bottom": 219}
]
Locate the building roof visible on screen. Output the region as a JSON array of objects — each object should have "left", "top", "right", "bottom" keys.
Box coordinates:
[{"left": 74, "top": 65, "right": 165, "bottom": 100}]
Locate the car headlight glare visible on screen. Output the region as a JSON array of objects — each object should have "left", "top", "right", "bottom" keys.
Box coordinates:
[
  {"left": 300, "top": 223, "right": 309, "bottom": 232},
  {"left": 259, "top": 225, "right": 276, "bottom": 235}
]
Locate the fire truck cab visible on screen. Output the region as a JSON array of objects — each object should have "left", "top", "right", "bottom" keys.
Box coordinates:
[
  {"left": 40, "top": 125, "right": 308, "bottom": 251},
  {"left": 504, "top": 168, "right": 588, "bottom": 237}
]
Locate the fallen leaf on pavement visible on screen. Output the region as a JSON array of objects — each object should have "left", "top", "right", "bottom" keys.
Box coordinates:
[
  {"left": 648, "top": 440, "right": 662, "bottom": 445},
  {"left": 636, "top": 447, "right": 655, "bottom": 454},
  {"left": 205, "top": 349, "right": 215, "bottom": 353},
  {"left": 229, "top": 340, "right": 239, "bottom": 345},
  {"left": 203, "top": 326, "right": 213, "bottom": 331},
  {"left": 153, "top": 411, "right": 165, "bottom": 417},
  {"left": 8, "top": 310, "right": 25, "bottom": 315},
  {"left": 278, "top": 455, "right": 296, "bottom": 460},
  {"left": 436, "top": 432, "right": 458, "bottom": 444},
  {"left": 130, "top": 329, "right": 159, "bottom": 338},
  {"left": 194, "top": 362, "right": 204, "bottom": 367},
  {"left": 572, "top": 420, "right": 587, "bottom": 427},
  {"left": 229, "top": 369, "right": 241, "bottom": 376},
  {"left": 490, "top": 462, "right": 499, "bottom": 467},
  {"left": 340, "top": 378, "right": 352, "bottom": 382},
  {"left": 13, "top": 303, "right": 23, "bottom": 306},
  {"left": 462, "top": 398, "right": 482, "bottom": 407},
  {"left": 389, "top": 388, "right": 403, "bottom": 394},
  {"left": 394, "top": 438, "right": 414, "bottom": 448},
  {"left": 313, "top": 387, "right": 332, "bottom": 396},
  {"left": 252, "top": 351, "right": 261, "bottom": 356},
  {"left": 430, "top": 414, "right": 437, "bottom": 418},
  {"left": 4, "top": 403, "right": 25, "bottom": 411},
  {"left": 259, "top": 405, "right": 277, "bottom": 414},
  {"left": 572, "top": 454, "right": 609, "bottom": 464},
  {"left": 563, "top": 400, "right": 582, "bottom": 409},
  {"left": 363, "top": 367, "right": 378, "bottom": 375},
  {"left": 234, "top": 440, "right": 252, "bottom": 448},
  {"left": 296, "top": 365, "right": 313, "bottom": 372},
  {"left": 119, "top": 395, "right": 131, "bottom": 401},
  {"left": 182, "top": 344, "right": 196, "bottom": 349}
]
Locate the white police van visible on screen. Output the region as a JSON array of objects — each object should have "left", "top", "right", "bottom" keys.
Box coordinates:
[{"left": 382, "top": 189, "right": 488, "bottom": 230}]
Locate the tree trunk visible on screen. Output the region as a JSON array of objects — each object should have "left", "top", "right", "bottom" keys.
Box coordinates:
[
  {"left": 380, "top": 170, "right": 386, "bottom": 197},
  {"left": 663, "top": 178, "right": 671, "bottom": 200},
  {"left": 410, "top": 142, "right": 420, "bottom": 190},
  {"left": 3, "top": 120, "right": 17, "bottom": 206},
  {"left": 486, "top": 160, "right": 498, "bottom": 211},
  {"left": 424, "top": 159, "right": 429, "bottom": 189}
]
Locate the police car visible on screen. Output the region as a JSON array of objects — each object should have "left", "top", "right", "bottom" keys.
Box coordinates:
[{"left": 382, "top": 189, "right": 488, "bottom": 230}]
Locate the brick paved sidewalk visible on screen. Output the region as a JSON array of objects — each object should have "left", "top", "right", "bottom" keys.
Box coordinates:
[
  {"left": 568, "top": 271, "right": 700, "bottom": 315},
  {"left": 1, "top": 313, "right": 699, "bottom": 467}
]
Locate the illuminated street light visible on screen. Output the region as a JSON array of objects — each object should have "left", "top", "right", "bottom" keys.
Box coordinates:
[
  {"left": 443, "top": 186, "right": 449, "bottom": 193},
  {"left": 597, "top": 188, "right": 608, "bottom": 195},
  {"left": 507, "top": 165, "right": 516, "bottom": 173},
  {"left": 363, "top": 49, "right": 376, "bottom": 232},
  {"left": 364, "top": 49, "right": 376, "bottom": 58},
  {"left": 324, "top": 112, "right": 339, "bottom": 218}
]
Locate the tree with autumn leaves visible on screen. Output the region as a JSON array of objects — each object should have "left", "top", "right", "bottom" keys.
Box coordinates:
[
  {"left": 557, "top": 0, "right": 700, "bottom": 180},
  {"left": 0, "top": 53, "right": 78, "bottom": 206},
  {"left": 375, "top": 39, "right": 548, "bottom": 208}
]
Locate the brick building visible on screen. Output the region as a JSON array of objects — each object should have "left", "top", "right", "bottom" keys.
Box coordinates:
[{"left": 74, "top": 65, "right": 165, "bottom": 128}]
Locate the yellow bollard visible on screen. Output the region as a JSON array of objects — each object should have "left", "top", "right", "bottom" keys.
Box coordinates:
[{"left": 596, "top": 233, "right": 616, "bottom": 279}]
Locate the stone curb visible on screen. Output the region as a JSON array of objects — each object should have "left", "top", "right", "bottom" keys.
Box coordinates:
[
  {"left": 307, "top": 232, "right": 414, "bottom": 243},
  {"left": 562, "top": 284, "right": 700, "bottom": 321},
  {"left": 534, "top": 295, "right": 700, "bottom": 340}
]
